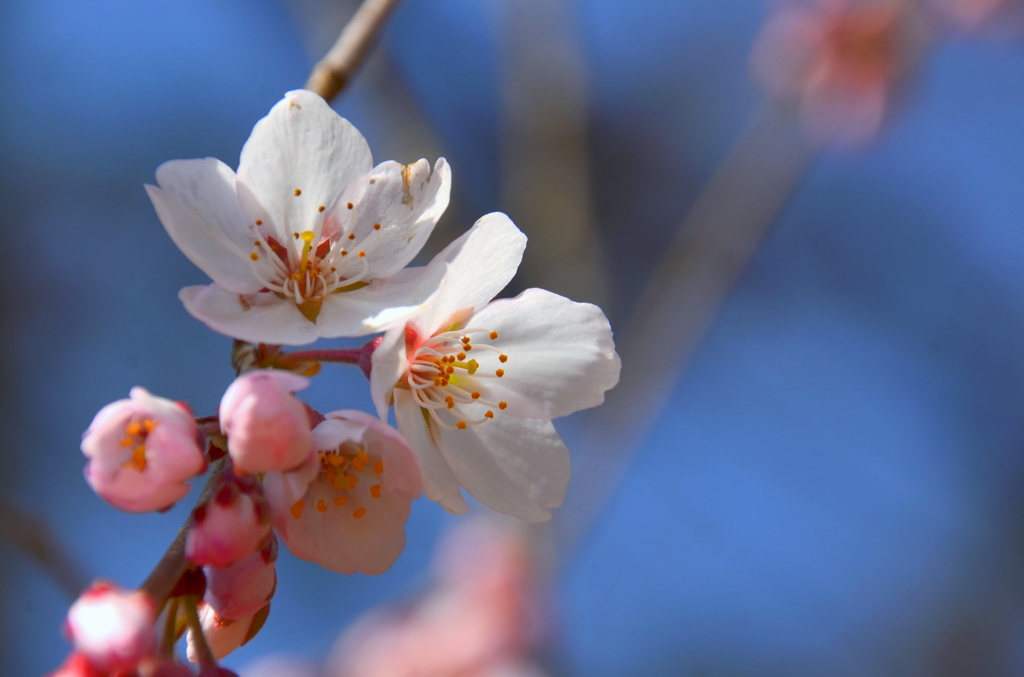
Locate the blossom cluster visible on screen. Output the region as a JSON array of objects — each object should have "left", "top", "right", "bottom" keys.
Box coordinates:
[{"left": 57, "top": 89, "right": 620, "bottom": 675}]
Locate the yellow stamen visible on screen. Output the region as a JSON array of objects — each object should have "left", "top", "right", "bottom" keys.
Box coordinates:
[
  {"left": 353, "top": 508, "right": 366, "bottom": 519},
  {"left": 316, "top": 499, "right": 327, "bottom": 513},
  {"left": 370, "top": 485, "right": 381, "bottom": 498},
  {"left": 373, "top": 460, "right": 384, "bottom": 475},
  {"left": 290, "top": 500, "right": 304, "bottom": 519}
]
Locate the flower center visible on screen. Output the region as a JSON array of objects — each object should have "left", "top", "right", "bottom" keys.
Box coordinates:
[
  {"left": 406, "top": 328, "right": 509, "bottom": 431},
  {"left": 245, "top": 202, "right": 383, "bottom": 321},
  {"left": 119, "top": 416, "right": 156, "bottom": 471},
  {"left": 288, "top": 442, "right": 384, "bottom": 520}
]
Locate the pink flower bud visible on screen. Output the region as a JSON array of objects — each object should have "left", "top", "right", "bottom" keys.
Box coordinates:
[
  {"left": 219, "top": 370, "right": 313, "bottom": 474},
  {"left": 186, "top": 602, "right": 270, "bottom": 662},
  {"left": 82, "top": 387, "right": 207, "bottom": 513},
  {"left": 65, "top": 581, "right": 156, "bottom": 671},
  {"left": 204, "top": 536, "right": 278, "bottom": 620},
  {"left": 186, "top": 473, "right": 272, "bottom": 568}
]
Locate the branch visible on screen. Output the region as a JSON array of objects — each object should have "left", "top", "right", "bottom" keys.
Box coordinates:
[
  {"left": 305, "top": 0, "right": 404, "bottom": 103},
  {"left": 552, "top": 102, "right": 820, "bottom": 563},
  {"left": 0, "top": 496, "right": 90, "bottom": 599}
]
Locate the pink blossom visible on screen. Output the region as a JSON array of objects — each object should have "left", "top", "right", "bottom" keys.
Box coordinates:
[
  {"left": 326, "top": 518, "right": 544, "bottom": 677},
  {"left": 65, "top": 581, "right": 156, "bottom": 671},
  {"left": 186, "top": 472, "right": 272, "bottom": 568},
  {"left": 751, "top": 0, "right": 919, "bottom": 145},
  {"left": 82, "top": 387, "right": 206, "bottom": 513},
  {"left": 263, "top": 410, "right": 421, "bottom": 574},
  {"left": 204, "top": 535, "right": 278, "bottom": 620},
  {"left": 187, "top": 602, "right": 270, "bottom": 663},
  {"left": 220, "top": 369, "right": 313, "bottom": 474}
]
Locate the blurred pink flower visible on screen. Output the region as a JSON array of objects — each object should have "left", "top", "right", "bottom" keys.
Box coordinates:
[
  {"left": 186, "top": 472, "right": 272, "bottom": 568},
  {"left": 751, "top": 0, "right": 920, "bottom": 144},
  {"left": 326, "top": 518, "right": 546, "bottom": 677},
  {"left": 146, "top": 89, "right": 451, "bottom": 345},
  {"left": 187, "top": 602, "right": 270, "bottom": 663},
  {"left": 65, "top": 581, "right": 156, "bottom": 671},
  {"left": 204, "top": 536, "right": 279, "bottom": 621},
  {"left": 220, "top": 369, "right": 313, "bottom": 474},
  {"left": 263, "top": 410, "right": 420, "bottom": 574},
  {"left": 48, "top": 653, "right": 104, "bottom": 677},
  {"left": 370, "top": 214, "right": 620, "bottom": 522},
  {"left": 82, "top": 387, "right": 206, "bottom": 513}
]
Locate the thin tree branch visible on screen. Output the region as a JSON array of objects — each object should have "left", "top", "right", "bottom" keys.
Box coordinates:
[
  {"left": 305, "top": 0, "right": 404, "bottom": 103},
  {"left": 551, "top": 102, "right": 820, "bottom": 564},
  {"left": 0, "top": 496, "right": 90, "bottom": 599}
]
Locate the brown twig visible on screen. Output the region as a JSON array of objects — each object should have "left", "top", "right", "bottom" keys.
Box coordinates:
[
  {"left": 0, "top": 496, "right": 90, "bottom": 599},
  {"left": 305, "top": 0, "right": 404, "bottom": 103}
]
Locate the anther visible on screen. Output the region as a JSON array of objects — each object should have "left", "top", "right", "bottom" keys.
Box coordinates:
[
  {"left": 347, "top": 202, "right": 353, "bottom": 209},
  {"left": 316, "top": 500, "right": 327, "bottom": 513},
  {"left": 498, "top": 401, "right": 508, "bottom": 410},
  {"left": 318, "top": 205, "right": 325, "bottom": 212},
  {"left": 290, "top": 501, "right": 304, "bottom": 519},
  {"left": 333, "top": 496, "right": 347, "bottom": 506},
  {"left": 373, "top": 223, "right": 381, "bottom": 230},
  {"left": 294, "top": 188, "right": 302, "bottom": 196},
  {"left": 373, "top": 460, "right": 384, "bottom": 475},
  {"left": 484, "top": 411, "right": 494, "bottom": 419},
  {"left": 457, "top": 352, "right": 466, "bottom": 361},
  {"left": 255, "top": 219, "right": 263, "bottom": 225},
  {"left": 445, "top": 395, "right": 455, "bottom": 409},
  {"left": 471, "top": 392, "right": 481, "bottom": 399},
  {"left": 370, "top": 485, "right": 381, "bottom": 498},
  {"left": 358, "top": 251, "right": 365, "bottom": 258},
  {"left": 348, "top": 233, "right": 355, "bottom": 240},
  {"left": 456, "top": 421, "right": 468, "bottom": 430},
  {"left": 461, "top": 336, "right": 471, "bottom": 344},
  {"left": 495, "top": 369, "right": 505, "bottom": 377},
  {"left": 120, "top": 436, "right": 133, "bottom": 447},
  {"left": 250, "top": 252, "right": 259, "bottom": 260},
  {"left": 353, "top": 508, "right": 366, "bottom": 519},
  {"left": 489, "top": 331, "right": 498, "bottom": 339},
  {"left": 499, "top": 354, "right": 508, "bottom": 363}
]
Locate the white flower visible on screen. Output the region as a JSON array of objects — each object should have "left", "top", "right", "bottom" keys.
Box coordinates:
[
  {"left": 370, "top": 214, "right": 621, "bottom": 522},
  {"left": 146, "top": 89, "right": 451, "bottom": 345}
]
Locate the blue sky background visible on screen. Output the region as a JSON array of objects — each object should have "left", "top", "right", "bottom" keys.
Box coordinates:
[{"left": 1, "top": 1, "right": 1023, "bottom": 675}]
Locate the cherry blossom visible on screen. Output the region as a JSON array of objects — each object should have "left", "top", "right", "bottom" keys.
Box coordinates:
[
  {"left": 220, "top": 369, "right": 313, "bottom": 474},
  {"left": 204, "top": 536, "right": 278, "bottom": 621},
  {"left": 750, "top": 0, "right": 920, "bottom": 145},
  {"left": 370, "top": 213, "right": 620, "bottom": 522},
  {"left": 263, "top": 410, "right": 420, "bottom": 574},
  {"left": 186, "top": 473, "right": 272, "bottom": 568},
  {"left": 146, "top": 89, "right": 452, "bottom": 345},
  {"left": 65, "top": 582, "right": 156, "bottom": 671},
  {"left": 326, "top": 518, "right": 546, "bottom": 677},
  {"left": 926, "top": 0, "right": 1019, "bottom": 31},
  {"left": 82, "top": 387, "right": 207, "bottom": 513}
]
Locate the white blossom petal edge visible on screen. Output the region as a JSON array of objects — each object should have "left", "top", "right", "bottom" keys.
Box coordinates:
[
  {"left": 146, "top": 89, "right": 452, "bottom": 345},
  {"left": 370, "top": 213, "right": 621, "bottom": 522}
]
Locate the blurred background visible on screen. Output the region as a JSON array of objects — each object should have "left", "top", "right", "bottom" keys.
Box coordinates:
[{"left": 1, "top": 0, "right": 1023, "bottom": 674}]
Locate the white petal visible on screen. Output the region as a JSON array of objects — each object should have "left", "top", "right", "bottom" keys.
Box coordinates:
[
  {"left": 393, "top": 389, "right": 468, "bottom": 515},
  {"left": 236, "top": 90, "right": 372, "bottom": 244},
  {"left": 334, "top": 158, "right": 451, "bottom": 278},
  {"left": 369, "top": 328, "right": 406, "bottom": 421},
  {"left": 414, "top": 213, "right": 526, "bottom": 335},
  {"left": 315, "top": 261, "right": 448, "bottom": 338},
  {"left": 356, "top": 529, "right": 408, "bottom": 576},
  {"left": 147, "top": 160, "right": 261, "bottom": 294},
  {"left": 435, "top": 416, "right": 570, "bottom": 523},
  {"left": 179, "top": 285, "right": 322, "bottom": 345},
  {"left": 469, "top": 288, "right": 621, "bottom": 419}
]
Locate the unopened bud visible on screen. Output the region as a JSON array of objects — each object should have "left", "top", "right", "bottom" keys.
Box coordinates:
[
  {"left": 186, "top": 472, "right": 272, "bottom": 568},
  {"left": 219, "top": 370, "right": 312, "bottom": 474},
  {"left": 186, "top": 602, "right": 270, "bottom": 662},
  {"left": 65, "top": 581, "right": 156, "bottom": 671}
]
